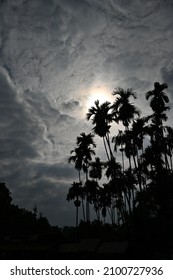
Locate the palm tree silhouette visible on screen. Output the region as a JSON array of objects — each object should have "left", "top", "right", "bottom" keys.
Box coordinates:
[
  {"left": 84, "top": 179, "right": 101, "bottom": 221},
  {"left": 68, "top": 147, "right": 85, "bottom": 220},
  {"left": 111, "top": 87, "right": 140, "bottom": 130},
  {"left": 146, "top": 82, "right": 169, "bottom": 117},
  {"left": 86, "top": 100, "right": 113, "bottom": 160},
  {"left": 165, "top": 126, "right": 173, "bottom": 171},
  {"left": 104, "top": 157, "right": 123, "bottom": 223},
  {"left": 89, "top": 157, "right": 104, "bottom": 181},
  {"left": 68, "top": 133, "right": 96, "bottom": 222},
  {"left": 111, "top": 88, "right": 141, "bottom": 196},
  {"left": 67, "top": 81, "right": 173, "bottom": 255},
  {"left": 99, "top": 184, "right": 112, "bottom": 224},
  {"left": 112, "top": 130, "right": 125, "bottom": 172},
  {"left": 146, "top": 82, "right": 170, "bottom": 172},
  {"left": 131, "top": 117, "right": 149, "bottom": 155},
  {"left": 76, "top": 132, "right": 96, "bottom": 222},
  {"left": 130, "top": 118, "right": 150, "bottom": 191},
  {"left": 68, "top": 147, "right": 83, "bottom": 182},
  {"left": 112, "top": 129, "right": 133, "bottom": 169},
  {"left": 66, "top": 182, "right": 82, "bottom": 227},
  {"left": 104, "top": 157, "right": 122, "bottom": 180},
  {"left": 76, "top": 132, "right": 96, "bottom": 180}
]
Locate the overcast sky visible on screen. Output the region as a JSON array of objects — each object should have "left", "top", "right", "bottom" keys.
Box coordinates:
[{"left": 0, "top": 0, "right": 173, "bottom": 227}]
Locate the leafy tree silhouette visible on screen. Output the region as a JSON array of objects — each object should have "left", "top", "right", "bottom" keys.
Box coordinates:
[{"left": 0, "top": 182, "right": 50, "bottom": 237}]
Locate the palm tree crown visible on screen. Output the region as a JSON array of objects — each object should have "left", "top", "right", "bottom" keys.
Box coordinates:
[
  {"left": 76, "top": 132, "right": 96, "bottom": 171},
  {"left": 146, "top": 82, "right": 169, "bottom": 114},
  {"left": 68, "top": 147, "right": 83, "bottom": 172},
  {"left": 86, "top": 100, "right": 113, "bottom": 160},
  {"left": 112, "top": 87, "right": 140, "bottom": 128},
  {"left": 86, "top": 100, "right": 112, "bottom": 137},
  {"left": 89, "top": 157, "right": 104, "bottom": 181}
]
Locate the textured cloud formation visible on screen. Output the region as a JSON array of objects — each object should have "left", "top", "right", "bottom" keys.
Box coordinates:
[
  {"left": 0, "top": 66, "right": 78, "bottom": 225},
  {"left": 0, "top": 0, "right": 173, "bottom": 226}
]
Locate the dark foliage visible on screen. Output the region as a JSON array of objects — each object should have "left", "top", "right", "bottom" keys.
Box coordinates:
[{"left": 68, "top": 82, "right": 173, "bottom": 259}]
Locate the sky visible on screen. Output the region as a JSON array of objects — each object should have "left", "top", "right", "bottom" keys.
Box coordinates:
[{"left": 0, "top": 0, "right": 173, "bottom": 227}]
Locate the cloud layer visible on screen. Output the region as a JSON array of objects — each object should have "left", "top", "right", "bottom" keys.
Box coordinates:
[{"left": 0, "top": 0, "right": 173, "bottom": 226}]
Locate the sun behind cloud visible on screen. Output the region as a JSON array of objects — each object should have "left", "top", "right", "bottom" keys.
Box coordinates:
[{"left": 86, "top": 85, "right": 113, "bottom": 109}]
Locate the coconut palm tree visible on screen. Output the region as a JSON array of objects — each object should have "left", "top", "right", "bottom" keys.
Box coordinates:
[
  {"left": 76, "top": 132, "right": 96, "bottom": 180},
  {"left": 111, "top": 87, "right": 140, "bottom": 130},
  {"left": 68, "top": 147, "right": 86, "bottom": 220},
  {"left": 66, "top": 182, "right": 82, "bottom": 227},
  {"left": 112, "top": 130, "right": 125, "bottom": 172},
  {"left": 99, "top": 184, "right": 112, "bottom": 224},
  {"left": 146, "top": 82, "right": 169, "bottom": 117},
  {"left": 146, "top": 82, "right": 169, "bottom": 150},
  {"left": 84, "top": 179, "right": 101, "bottom": 221},
  {"left": 131, "top": 117, "right": 149, "bottom": 155},
  {"left": 112, "top": 129, "right": 134, "bottom": 169},
  {"left": 128, "top": 117, "right": 150, "bottom": 191},
  {"left": 68, "top": 147, "right": 83, "bottom": 182},
  {"left": 146, "top": 82, "right": 170, "bottom": 175},
  {"left": 123, "top": 168, "right": 137, "bottom": 212},
  {"left": 104, "top": 157, "right": 124, "bottom": 223},
  {"left": 86, "top": 100, "right": 113, "bottom": 160},
  {"left": 89, "top": 157, "right": 104, "bottom": 181},
  {"left": 75, "top": 132, "right": 96, "bottom": 222},
  {"left": 104, "top": 157, "right": 122, "bottom": 180},
  {"left": 111, "top": 87, "right": 141, "bottom": 198},
  {"left": 165, "top": 126, "right": 173, "bottom": 171}
]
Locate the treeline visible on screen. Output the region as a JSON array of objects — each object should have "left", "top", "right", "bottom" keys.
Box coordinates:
[
  {"left": 67, "top": 82, "right": 173, "bottom": 253},
  {"left": 0, "top": 182, "right": 50, "bottom": 237}
]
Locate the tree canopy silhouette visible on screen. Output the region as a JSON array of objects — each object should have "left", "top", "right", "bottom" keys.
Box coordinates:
[{"left": 68, "top": 82, "right": 173, "bottom": 257}]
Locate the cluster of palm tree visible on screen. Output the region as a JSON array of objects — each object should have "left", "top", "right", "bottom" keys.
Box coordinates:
[{"left": 67, "top": 82, "right": 173, "bottom": 232}]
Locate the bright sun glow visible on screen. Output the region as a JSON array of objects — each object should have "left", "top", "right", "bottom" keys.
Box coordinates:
[{"left": 86, "top": 86, "right": 113, "bottom": 109}]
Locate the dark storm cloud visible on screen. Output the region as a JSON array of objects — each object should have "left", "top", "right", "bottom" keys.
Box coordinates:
[
  {"left": 0, "top": 65, "right": 82, "bottom": 166},
  {"left": 0, "top": 67, "right": 40, "bottom": 162},
  {"left": 0, "top": 0, "right": 107, "bottom": 94},
  {"left": 22, "top": 87, "right": 83, "bottom": 161},
  {"left": 23, "top": 89, "right": 75, "bottom": 126},
  {"left": 0, "top": 0, "right": 173, "bottom": 91},
  {"left": 161, "top": 67, "right": 173, "bottom": 92},
  {"left": 2, "top": 161, "right": 76, "bottom": 186},
  {"left": 32, "top": 162, "right": 76, "bottom": 181},
  {"left": 61, "top": 0, "right": 106, "bottom": 35},
  {"left": 0, "top": 66, "right": 80, "bottom": 225},
  {"left": 161, "top": 67, "right": 173, "bottom": 123},
  {"left": 61, "top": 99, "right": 80, "bottom": 112}
]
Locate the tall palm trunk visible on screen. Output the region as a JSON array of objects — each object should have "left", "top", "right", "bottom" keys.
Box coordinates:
[
  {"left": 106, "top": 133, "right": 114, "bottom": 159},
  {"left": 120, "top": 147, "right": 125, "bottom": 172},
  {"left": 132, "top": 152, "right": 142, "bottom": 192},
  {"left": 103, "top": 136, "right": 110, "bottom": 161},
  {"left": 76, "top": 195, "right": 79, "bottom": 228},
  {"left": 124, "top": 189, "right": 132, "bottom": 214},
  {"left": 78, "top": 170, "right": 85, "bottom": 222},
  {"left": 85, "top": 167, "right": 90, "bottom": 222},
  {"left": 169, "top": 152, "right": 173, "bottom": 171}
]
